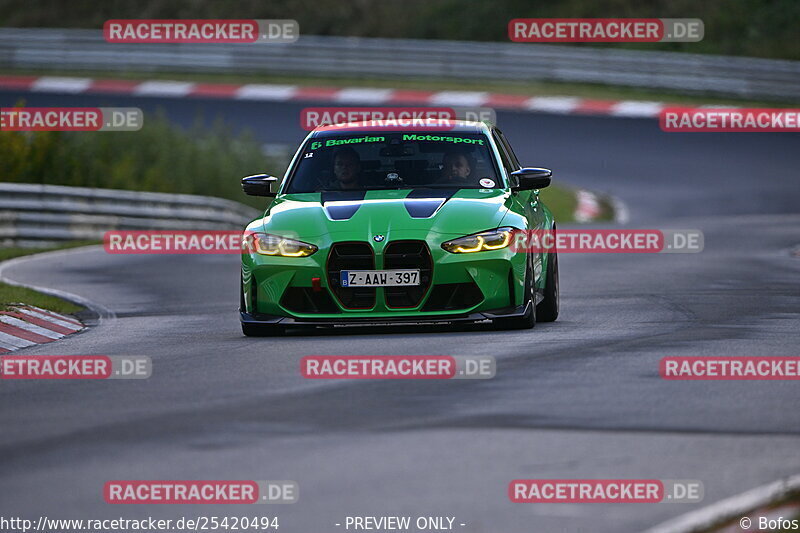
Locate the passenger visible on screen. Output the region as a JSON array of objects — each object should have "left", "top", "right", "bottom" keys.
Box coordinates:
[{"left": 438, "top": 149, "right": 476, "bottom": 185}]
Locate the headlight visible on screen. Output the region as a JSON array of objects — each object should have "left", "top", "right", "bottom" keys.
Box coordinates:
[
  {"left": 441, "top": 227, "right": 515, "bottom": 254},
  {"left": 246, "top": 233, "right": 318, "bottom": 257}
]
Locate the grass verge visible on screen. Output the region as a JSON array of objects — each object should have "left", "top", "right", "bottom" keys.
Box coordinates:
[
  {"left": 541, "top": 186, "right": 577, "bottom": 222},
  {"left": 0, "top": 283, "right": 84, "bottom": 315},
  {"left": 0, "top": 242, "right": 97, "bottom": 314}
]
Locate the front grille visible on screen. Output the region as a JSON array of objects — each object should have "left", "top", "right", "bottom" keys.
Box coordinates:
[
  {"left": 421, "top": 282, "right": 483, "bottom": 311},
  {"left": 327, "top": 242, "right": 376, "bottom": 309},
  {"left": 281, "top": 287, "right": 340, "bottom": 314},
  {"left": 383, "top": 241, "right": 433, "bottom": 308}
]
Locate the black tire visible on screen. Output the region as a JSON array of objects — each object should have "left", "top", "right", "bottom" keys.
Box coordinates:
[
  {"left": 536, "top": 249, "right": 559, "bottom": 322},
  {"left": 242, "top": 322, "right": 284, "bottom": 337},
  {"left": 494, "top": 256, "right": 536, "bottom": 330}
]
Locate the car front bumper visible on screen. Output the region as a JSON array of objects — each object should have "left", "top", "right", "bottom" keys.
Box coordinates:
[{"left": 241, "top": 230, "right": 530, "bottom": 322}]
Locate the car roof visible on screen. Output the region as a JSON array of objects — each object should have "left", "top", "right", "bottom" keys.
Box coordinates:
[{"left": 310, "top": 119, "right": 491, "bottom": 137}]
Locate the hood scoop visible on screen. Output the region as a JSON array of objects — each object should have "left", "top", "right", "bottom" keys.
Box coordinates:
[
  {"left": 404, "top": 188, "right": 458, "bottom": 218},
  {"left": 321, "top": 190, "right": 367, "bottom": 220}
]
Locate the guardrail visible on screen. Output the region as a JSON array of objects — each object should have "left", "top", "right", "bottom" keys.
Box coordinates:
[
  {"left": 0, "top": 28, "right": 798, "bottom": 101},
  {"left": 0, "top": 183, "right": 261, "bottom": 246}
]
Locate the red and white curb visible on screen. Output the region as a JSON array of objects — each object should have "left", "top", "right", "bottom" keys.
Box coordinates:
[
  {"left": 0, "top": 74, "right": 686, "bottom": 119},
  {"left": 574, "top": 190, "right": 603, "bottom": 222},
  {"left": 0, "top": 304, "right": 84, "bottom": 354},
  {"left": 573, "top": 189, "right": 629, "bottom": 224}
]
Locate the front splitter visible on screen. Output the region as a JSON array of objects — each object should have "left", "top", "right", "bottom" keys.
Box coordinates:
[{"left": 240, "top": 302, "right": 531, "bottom": 328}]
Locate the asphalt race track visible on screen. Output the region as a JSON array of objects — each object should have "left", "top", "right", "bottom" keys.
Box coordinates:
[{"left": 1, "top": 90, "right": 799, "bottom": 532}]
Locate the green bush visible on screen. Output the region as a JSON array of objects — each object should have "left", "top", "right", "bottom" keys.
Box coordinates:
[{"left": 0, "top": 111, "right": 282, "bottom": 208}]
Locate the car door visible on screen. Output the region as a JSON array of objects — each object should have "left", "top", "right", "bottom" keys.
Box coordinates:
[{"left": 493, "top": 128, "right": 546, "bottom": 282}]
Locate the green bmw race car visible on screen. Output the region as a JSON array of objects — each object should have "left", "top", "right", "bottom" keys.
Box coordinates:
[{"left": 239, "top": 120, "right": 559, "bottom": 335}]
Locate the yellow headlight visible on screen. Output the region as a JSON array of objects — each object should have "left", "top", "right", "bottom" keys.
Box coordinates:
[
  {"left": 442, "top": 228, "right": 514, "bottom": 254},
  {"left": 248, "top": 233, "right": 317, "bottom": 257}
]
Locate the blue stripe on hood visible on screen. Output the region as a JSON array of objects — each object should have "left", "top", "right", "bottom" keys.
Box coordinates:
[
  {"left": 404, "top": 188, "right": 458, "bottom": 218},
  {"left": 321, "top": 190, "right": 367, "bottom": 220}
]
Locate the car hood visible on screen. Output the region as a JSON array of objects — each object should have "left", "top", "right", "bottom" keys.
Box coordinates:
[{"left": 249, "top": 189, "right": 513, "bottom": 239}]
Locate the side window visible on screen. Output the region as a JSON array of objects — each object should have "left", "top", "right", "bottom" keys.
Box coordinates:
[
  {"left": 496, "top": 129, "right": 522, "bottom": 169},
  {"left": 491, "top": 130, "right": 516, "bottom": 174}
]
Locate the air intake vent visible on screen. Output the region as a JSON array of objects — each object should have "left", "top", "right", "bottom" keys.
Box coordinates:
[
  {"left": 327, "top": 242, "right": 376, "bottom": 309},
  {"left": 383, "top": 240, "right": 433, "bottom": 308},
  {"left": 421, "top": 282, "right": 483, "bottom": 311}
]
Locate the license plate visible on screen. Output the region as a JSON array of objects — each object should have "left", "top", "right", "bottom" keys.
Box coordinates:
[{"left": 340, "top": 269, "right": 420, "bottom": 287}]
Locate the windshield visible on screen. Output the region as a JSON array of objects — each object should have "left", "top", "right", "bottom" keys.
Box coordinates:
[{"left": 284, "top": 132, "right": 502, "bottom": 193}]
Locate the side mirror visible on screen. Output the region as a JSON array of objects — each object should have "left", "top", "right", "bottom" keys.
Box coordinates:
[
  {"left": 241, "top": 174, "right": 279, "bottom": 197},
  {"left": 511, "top": 168, "right": 552, "bottom": 191}
]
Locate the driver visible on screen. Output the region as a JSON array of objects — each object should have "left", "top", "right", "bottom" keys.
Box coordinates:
[
  {"left": 331, "top": 147, "right": 362, "bottom": 190},
  {"left": 438, "top": 149, "right": 475, "bottom": 185}
]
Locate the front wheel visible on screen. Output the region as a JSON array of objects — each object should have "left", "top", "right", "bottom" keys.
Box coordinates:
[{"left": 536, "top": 249, "right": 559, "bottom": 322}]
